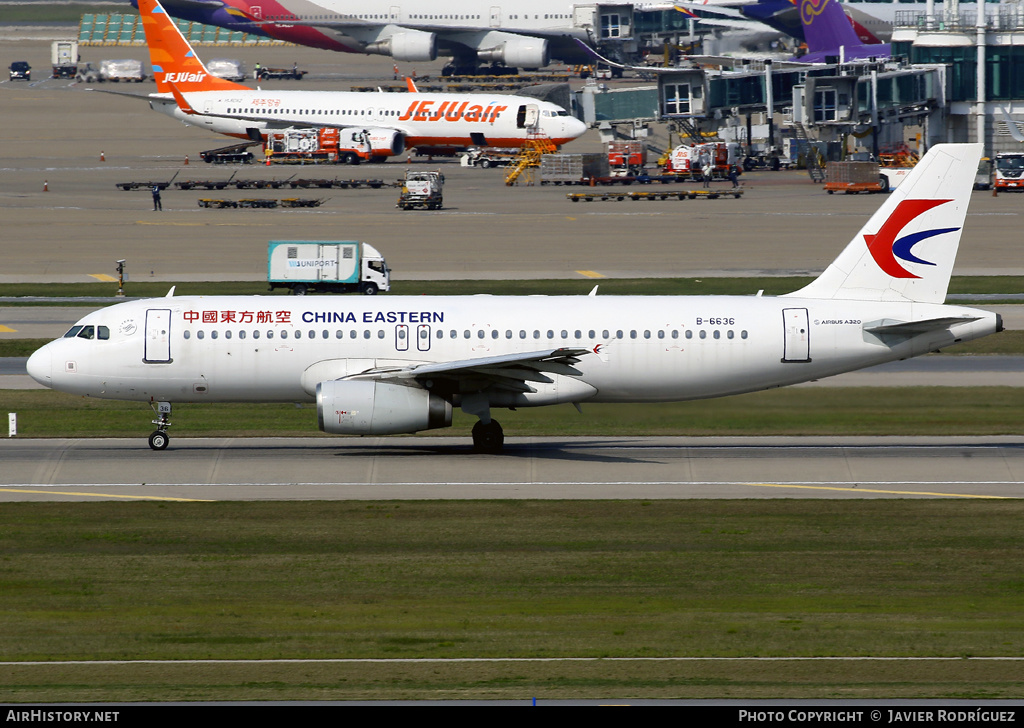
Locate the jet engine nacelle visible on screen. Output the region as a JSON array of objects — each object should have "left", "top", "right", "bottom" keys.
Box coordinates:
[
  {"left": 364, "top": 31, "right": 438, "bottom": 62},
  {"left": 317, "top": 380, "right": 452, "bottom": 435},
  {"left": 477, "top": 37, "right": 549, "bottom": 69},
  {"left": 364, "top": 127, "right": 406, "bottom": 156}
]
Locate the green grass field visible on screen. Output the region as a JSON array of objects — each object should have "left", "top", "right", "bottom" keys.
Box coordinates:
[
  {"left": 0, "top": 500, "right": 1022, "bottom": 701},
  {"left": 4, "top": 386, "right": 1024, "bottom": 438}
]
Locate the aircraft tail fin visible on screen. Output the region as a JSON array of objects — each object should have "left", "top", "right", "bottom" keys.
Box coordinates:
[
  {"left": 800, "top": 0, "right": 863, "bottom": 55},
  {"left": 785, "top": 143, "right": 982, "bottom": 304},
  {"left": 138, "top": 0, "right": 249, "bottom": 95}
]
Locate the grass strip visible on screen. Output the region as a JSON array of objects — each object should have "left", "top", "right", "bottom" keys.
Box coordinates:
[
  {"left": 0, "top": 500, "right": 1022, "bottom": 700},
  {"left": 3, "top": 387, "right": 1024, "bottom": 438}
]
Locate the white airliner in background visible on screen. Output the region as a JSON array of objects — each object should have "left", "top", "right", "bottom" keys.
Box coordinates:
[
  {"left": 148, "top": 0, "right": 651, "bottom": 72},
  {"left": 27, "top": 144, "right": 1000, "bottom": 452},
  {"left": 133, "top": 0, "right": 586, "bottom": 154}
]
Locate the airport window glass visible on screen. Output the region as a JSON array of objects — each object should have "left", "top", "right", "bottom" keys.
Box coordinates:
[
  {"left": 603, "top": 330, "right": 609, "bottom": 339},
  {"left": 728, "top": 330, "right": 734, "bottom": 339},
  {"left": 183, "top": 330, "right": 190, "bottom": 340},
  {"left": 685, "top": 330, "right": 693, "bottom": 339},
  {"left": 506, "top": 330, "right": 512, "bottom": 339},
  {"left": 294, "top": 330, "right": 301, "bottom": 339},
  {"left": 280, "top": 330, "right": 287, "bottom": 339},
  {"left": 321, "top": 330, "right": 327, "bottom": 339},
  {"left": 575, "top": 330, "right": 582, "bottom": 339},
  {"left": 253, "top": 330, "right": 260, "bottom": 340},
  {"left": 225, "top": 331, "right": 232, "bottom": 339},
  {"left": 350, "top": 331, "right": 357, "bottom": 339},
  {"left": 657, "top": 330, "right": 664, "bottom": 339},
  {"left": 211, "top": 331, "right": 218, "bottom": 340},
  {"left": 714, "top": 330, "right": 720, "bottom": 339},
  {"left": 520, "top": 330, "right": 526, "bottom": 339},
  {"left": 267, "top": 331, "right": 274, "bottom": 339},
  {"left": 547, "top": 330, "right": 554, "bottom": 339},
  {"left": 630, "top": 330, "right": 637, "bottom": 339},
  {"left": 478, "top": 330, "right": 485, "bottom": 339},
  {"left": 450, "top": 330, "right": 457, "bottom": 338},
  {"left": 671, "top": 330, "right": 678, "bottom": 339},
  {"left": 741, "top": 330, "right": 748, "bottom": 339},
  {"left": 437, "top": 330, "right": 444, "bottom": 339},
  {"left": 616, "top": 330, "right": 623, "bottom": 339},
  {"left": 491, "top": 330, "right": 498, "bottom": 339},
  {"left": 377, "top": 330, "right": 385, "bottom": 339},
  {"left": 561, "top": 330, "right": 568, "bottom": 339},
  {"left": 699, "top": 330, "right": 706, "bottom": 339},
  {"left": 239, "top": 330, "right": 246, "bottom": 340},
  {"left": 534, "top": 330, "right": 540, "bottom": 339},
  {"left": 464, "top": 330, "right": 471, "bottom": 339},
  {"left": 588, "top": 330, "right": 595, "bottom": 339},
  {"left": 644, "top": 330, "right": 651, "bottom": 339},
  {"left": 197, "top": 331, "right": 204, "bottom": 340}
]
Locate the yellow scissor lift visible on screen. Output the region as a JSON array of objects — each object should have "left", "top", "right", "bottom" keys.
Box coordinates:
[{"left": 504, "top": 133, "right": 558, "bottom": 186}]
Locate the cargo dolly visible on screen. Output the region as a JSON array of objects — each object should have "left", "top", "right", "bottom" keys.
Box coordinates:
[{"left": 567, "top": 189, "right": 743, "bottom": 202}]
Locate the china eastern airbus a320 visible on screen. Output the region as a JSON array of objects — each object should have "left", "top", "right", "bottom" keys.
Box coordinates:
[
  {"left": 131, "top": 0, "right": 585, "bottom": 156},
  {"left": 28, "top": 144, "right": 1001, "bottom": 452}
]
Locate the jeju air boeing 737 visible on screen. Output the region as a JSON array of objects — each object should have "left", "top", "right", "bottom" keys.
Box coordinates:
[
  {"left": 27, "top": 144, "right": 999, "bottom": 452},
  {"left": 133, "top": 0, "right": 586, "bottom": 156}
]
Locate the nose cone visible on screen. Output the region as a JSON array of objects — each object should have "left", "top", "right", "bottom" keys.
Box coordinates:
[
  {"left": 26, "top": 345, "right": 52, "bottom": 388},
  {"left": 567, "top": 116, "right": 587, "bottom": 140}
]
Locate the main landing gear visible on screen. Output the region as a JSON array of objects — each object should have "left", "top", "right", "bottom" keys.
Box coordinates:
[{"left": 148, "top": 401, "right": 171, "bottom": 450}]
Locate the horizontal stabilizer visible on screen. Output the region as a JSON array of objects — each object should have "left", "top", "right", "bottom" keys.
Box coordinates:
[{"left": 863, "top": 316, "right": 981, "bottom": 336}]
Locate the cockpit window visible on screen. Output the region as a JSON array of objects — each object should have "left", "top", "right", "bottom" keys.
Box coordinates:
[
  {"left": 63, "top": 326, "right": 83, "bottom": 338},
  {"left": 76, "top": 326, "right": 95, "bottom": 340},
  {"left": 98, "top": 326, "right": 109, "bottom": 340},
  {"left": 62, "top": 325, "right": 109, "bottom": 340}
]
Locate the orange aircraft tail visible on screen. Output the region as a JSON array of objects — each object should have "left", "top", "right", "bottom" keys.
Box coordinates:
[{"left": 138, "top": 0, "right": 249, "bottom": 94}]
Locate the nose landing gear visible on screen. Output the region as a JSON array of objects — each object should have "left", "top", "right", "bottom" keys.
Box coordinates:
[{"left": 148, "top": 401, "right": 172, "bottom": 450}]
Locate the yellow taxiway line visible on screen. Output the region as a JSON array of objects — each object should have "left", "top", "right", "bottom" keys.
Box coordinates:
[{"left": 0, "top": 488, "right": 213, "bottom": 502}]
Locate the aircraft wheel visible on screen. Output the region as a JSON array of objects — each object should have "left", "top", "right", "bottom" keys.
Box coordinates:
[
  {"left": 148, "top": 431, "right": 169, "bottom": 451},
  {"left": 472, "top": 419, "right": 504, "bottom": 454}
]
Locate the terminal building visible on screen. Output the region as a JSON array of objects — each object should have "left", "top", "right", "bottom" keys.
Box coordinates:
[{"left": 578, "top": 0, "right": 1024, "bottom": 159}]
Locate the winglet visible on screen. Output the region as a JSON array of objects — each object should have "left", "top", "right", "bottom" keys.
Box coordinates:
[
  {"left": 166, "top": 82, "right": 196, "bottom": 114},
  {"left": 406, "top": 76, "right": 419, "bottom": 93},
  {"left": 1000, "top": 107, "right": 1024, "bottom": 143}
]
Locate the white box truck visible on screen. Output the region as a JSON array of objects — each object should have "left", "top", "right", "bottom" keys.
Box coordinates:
[
  {"left": 51, "top": 40, "right": 78, "bottom": 78},
  {"left": 267, "top": 241, "right": 390, "bottom": 295}
]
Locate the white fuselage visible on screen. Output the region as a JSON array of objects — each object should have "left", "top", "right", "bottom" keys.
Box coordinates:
[
  {"left": 28, "top": 294, "right": 999, "bottom": 406},
  {"left": 152, "top": 90, "right": 586, "bottom": 148}
]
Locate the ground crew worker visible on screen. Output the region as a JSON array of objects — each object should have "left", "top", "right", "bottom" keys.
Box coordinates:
[{"left": 151, "top": 185, "right": 162, "bottom": 211}]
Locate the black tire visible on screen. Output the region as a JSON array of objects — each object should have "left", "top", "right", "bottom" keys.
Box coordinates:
[
  {"left": 481, "top": 158, "right": 492, "bottom": 169},
  {"left": 148, "top": 431, "right": 169, "bottom": 451},
  {"left": 770, "top": 157, "right": 781, "bottom": 171},
  {"left": 292, "top": 283, "right": 308, "bottom": 296},
  {"left": 743, "top": 157, "right": 755, "bottom": 172},
  {"left": 471, "top": 420, "right": 504, "bottom": 453},
  {"left": 878, "top": 175, "right": 890, "bottom": 193},
  {"left": 361, "top": 282, "right": 379, "bottom": 295}
]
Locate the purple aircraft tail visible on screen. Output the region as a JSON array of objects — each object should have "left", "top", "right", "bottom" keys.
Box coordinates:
[{"left": 801, "top": 0, "right": 862, "bottom": 55}]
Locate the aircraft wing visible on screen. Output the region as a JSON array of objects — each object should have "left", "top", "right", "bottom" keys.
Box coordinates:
[
  {"left": 572, "top": 38, "right": 817, "bottom": 72},
  {"left": 352, "top": 348, "right": 591, "bottom": 394}
]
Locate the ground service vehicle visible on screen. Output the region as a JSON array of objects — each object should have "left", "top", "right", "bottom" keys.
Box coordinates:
[
  {"left": 256, "top": 64, "right": 307, "bottom": 80},
  {"left": 265, "top": 128, "right": 373, "bottom": 165},
  {"left": 607, "top": 141, "right": 646, "bottom": 177},
  {"left": 664, "top": 142, "right": 739, "bottom": 180},
  {"left": 9, "top": 61, "right": 30, "bottom": 81},
  {"left": 206, "top": 58, "right": 246, "bottom": 82},
  {"left": 100, "top": 59, "right": 145, "bottom": 82},
  {"left": 51, "top": 41, "right": 78, "bottom": 78},
  {"left": 267, "top": 241, "right": 390, "bottom": 296},
  {"left": 994, "top": 153, "right": 1024, "bottom": 191},
  {"left": 460, "top": 148, "right": 515, "bottom": 168},
  {"left": 397, "top": 171, "right": 443, "bottom": 209},
  {"left": 75, "top": 62, "right": 99, "bottom": 83}
]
